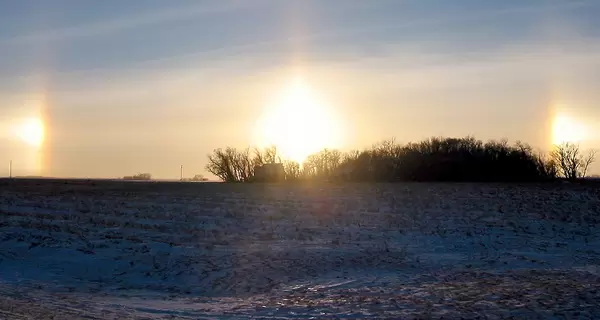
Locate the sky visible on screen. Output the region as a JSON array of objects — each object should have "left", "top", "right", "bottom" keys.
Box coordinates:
[{"left": 1, "top": 0, "right": 600, "bottom": 179}]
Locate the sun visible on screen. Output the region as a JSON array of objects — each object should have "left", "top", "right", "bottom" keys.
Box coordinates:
[
  {"left": 255, "top": 78, "right": 343, "bottom": 163},
  {"left": 15, "top": 117, "right": 45, "bottom": 147},
  {"left": 551, "top": 113, "right": 585, "bottom": 145}
]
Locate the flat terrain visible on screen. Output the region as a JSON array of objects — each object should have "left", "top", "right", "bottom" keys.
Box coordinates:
[{"left": 1, "top": 179, "right": 599, "bottom": 319}]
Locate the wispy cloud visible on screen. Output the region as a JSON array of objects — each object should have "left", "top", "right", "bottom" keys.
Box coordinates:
[
  {"left": 14, "top": 0, "right": 595, "bottom": 76},
  {"left": 47, "top": 36, "right": 600, "bottom": 123},
  {"left": 2, "top": 0, "right": 256, "bottom": 45}
]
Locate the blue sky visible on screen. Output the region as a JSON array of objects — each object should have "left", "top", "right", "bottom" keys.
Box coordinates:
[{"left": 1, "top": 0, "right": 600, "bottom": 178}]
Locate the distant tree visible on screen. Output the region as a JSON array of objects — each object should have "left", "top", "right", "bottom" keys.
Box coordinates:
[
  {"left": 550, "top": 142, "right": 597, "bottom": 180},
  {"left": 123, "top": 173, "right": 152, "bottom": 180},
  {"left": 194, "top": 174, "right": 208, "bottom": 181},
  {"left": 189, "top": 174, "right": 208, "bottom": 182}
]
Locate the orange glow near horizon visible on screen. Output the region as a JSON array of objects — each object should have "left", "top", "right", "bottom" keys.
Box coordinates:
[
  {"left": 9, "top": 116, "right": 46, "bottom": 176},
  {"left": 254, "top": 76, "right": 344, "bottom": 163},
  {"left": 7, "top": 90, "right": 49, "bottom": 176}
]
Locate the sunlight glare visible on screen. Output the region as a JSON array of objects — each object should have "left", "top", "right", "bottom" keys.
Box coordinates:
[
  {"left": 255, "top": 77, "right": 343, "bottom": 163},
  {"left": 15, "top": 117, "right": 45, "bottom": 147},
  {"left": 551, "top": 113, "right": 585, "bottom": 145}
]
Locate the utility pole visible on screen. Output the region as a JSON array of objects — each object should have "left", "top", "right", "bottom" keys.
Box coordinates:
[
  {"left": 180, "top": 165, "right": 183, "bottom": 181},
  {"left": 9, "top": 160, "right": 12, "bottom": 178}
]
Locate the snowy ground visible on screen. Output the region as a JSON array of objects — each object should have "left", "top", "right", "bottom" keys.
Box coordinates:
[{"left": 0, "top": 179, "right": 599, "bottom": 319}]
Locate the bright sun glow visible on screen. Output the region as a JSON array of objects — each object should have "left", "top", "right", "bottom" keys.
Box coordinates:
[
  {"left": 551, "top": 113, "right": 585, "bottom": 145},
  {"left": 15, "top": 118, "right": 45, "bottom": 147},
  {"left": 255, "top": 78, "right": 343, "bottom": 163}
]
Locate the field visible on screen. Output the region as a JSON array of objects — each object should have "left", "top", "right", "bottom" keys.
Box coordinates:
[{"left": 1, "top": 179, "right": 599, "bottom": 319}]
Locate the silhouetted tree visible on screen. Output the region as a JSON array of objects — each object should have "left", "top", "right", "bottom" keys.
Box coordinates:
[
  {"left": 206, "top": 147, "right": 243, "bottom": 182},
  {"left": 550, "top": 142, "right": 597, "bottom": 180},
  {"left": 207, "top": 137, "right": 561, "bottom": 182},
  {"left": 206, "top": 145, "right": 286, "bottom": 182},
  {"left": 533, "top": 151, "right": 558, "bottom": 179},
  {"left": 303, "top": 149, "right": 343, "bottom": 180}
]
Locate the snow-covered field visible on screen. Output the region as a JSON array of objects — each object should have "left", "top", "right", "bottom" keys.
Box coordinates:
[{"left": 1, "top": 180, "right": 599, "bottom": 319}]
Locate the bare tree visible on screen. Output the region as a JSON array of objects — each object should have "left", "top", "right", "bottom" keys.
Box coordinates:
[
  {"left": 206, "top": 148, "right": 236, "bottom": 182},
  {"left": 263, "top": 145, "right": 281, "bottom": 164},
  {"left": 550, "top": 142, "right": 597, "bottom": 180},
  {"left": 206, "top": 147, "right": 253, "bottom": 182},
  {"left": 344, "top": 150, "right": 361, "bottom": 162},
  {"left": 252, "top": 147, "right": 265, "bottom": 168},
  {"left": 582, "top": 149, "right": 597, "bottom": 178},
  {"left": 302, "top": 149, "right": 343, "bottom": 180},
  {"left": 207, "top": 145, "right": 286, "bottom": 182},
  {"left": 231, "top": 148, "right": 253, "bottom": 182},
  {"left": 534, "top": 150, "right": 558, "bottom": 179},
  {"left": 283, "top": 160, "right": 301, "bottom": 181}
]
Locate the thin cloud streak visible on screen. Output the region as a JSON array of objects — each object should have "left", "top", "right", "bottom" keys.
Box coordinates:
[
  {"left": 7, "top": 0, "right": 595, "bottom": 78},
  {"left": 1, "top": 0, "right": 257, "bottom": 46},
  {"left": 47, "top": 38, "right": 600, "bottom": 122},
  {"left": 42, "top": 33, "right": 600, "bottom": 103}
]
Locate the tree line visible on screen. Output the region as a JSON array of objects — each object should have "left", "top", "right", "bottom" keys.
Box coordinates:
[{"left": 205, "top": 136, "right": 596, "bottom": 182}]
